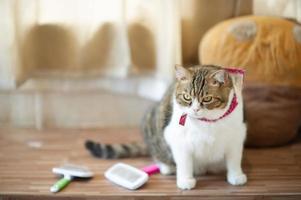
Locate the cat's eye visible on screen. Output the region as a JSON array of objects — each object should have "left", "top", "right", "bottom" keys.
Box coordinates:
[
  {"left": 203, "top": 96, "right": 213, "bottom": 102},
  {"left": 183, "top": 94, "right": 191, "bottom": 101},
  {"left": 211, "top": 80, "right": 220, "bottom": 87}
]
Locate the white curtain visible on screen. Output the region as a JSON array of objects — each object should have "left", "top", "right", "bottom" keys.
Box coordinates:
[
  {"left": 1, "top": 0, "right": 256, "bottom": 128},
  {"left": 0, "top": 0, "right": 181, "bottom": 91}
]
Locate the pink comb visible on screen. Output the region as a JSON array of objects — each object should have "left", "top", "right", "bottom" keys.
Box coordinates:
[{"left": 142, "top": 164, "right": 160, "bottom": 176}]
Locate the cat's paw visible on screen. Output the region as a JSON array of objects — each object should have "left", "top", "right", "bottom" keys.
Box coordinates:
[
  {"left": 227, "top": 173, "right": 247, "bottom": 186},
  {"left": 158, "top": 163, "right": 175, "bottom": 175},
  {"left": 177, "top": 178, "right": 196, "bottom": 190}
]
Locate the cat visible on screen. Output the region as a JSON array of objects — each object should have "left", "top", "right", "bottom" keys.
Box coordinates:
[{"left": 85, "top": 64, "right": 247, "bottom": 190}]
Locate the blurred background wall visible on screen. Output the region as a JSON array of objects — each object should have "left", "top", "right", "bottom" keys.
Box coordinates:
[{"left": 0, "top": 0, "right": 300, "bottom": 128}]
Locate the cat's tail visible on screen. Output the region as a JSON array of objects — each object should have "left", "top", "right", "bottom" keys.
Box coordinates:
[{"left": 85, "top": 140, "right": 149, "bottom": 159}]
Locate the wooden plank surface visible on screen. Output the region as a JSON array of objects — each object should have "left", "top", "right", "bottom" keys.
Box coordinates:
[{"left": 0, "top": 128, "right": 300, "bottom": 200}]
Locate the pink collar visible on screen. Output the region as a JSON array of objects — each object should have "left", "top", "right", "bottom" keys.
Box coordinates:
[
  {"left": 179, "top": 94, "right": 238, "bottom": 126},
  {"left": 178, "top": 67, "right": 244, "bottom": 126}
]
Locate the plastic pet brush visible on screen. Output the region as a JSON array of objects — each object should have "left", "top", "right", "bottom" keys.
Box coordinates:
[{"left": 50, "top": 164, "right": 94, "bottom": 193}]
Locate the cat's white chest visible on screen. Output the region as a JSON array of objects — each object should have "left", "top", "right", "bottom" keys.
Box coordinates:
[
  {"left": 164, "top": 106, "right": 245, "bottom": 175},
  {"left": 185, "top": 120, "right": 229, "bottom": 173}
]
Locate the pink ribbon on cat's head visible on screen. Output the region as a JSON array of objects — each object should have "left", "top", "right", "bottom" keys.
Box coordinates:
[{"left": 224, "top": 67, "right": 245, "bottom": 75}]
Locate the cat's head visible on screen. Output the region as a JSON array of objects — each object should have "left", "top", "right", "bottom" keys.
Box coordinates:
[{"left": 174, "top": 65, "right": 243, "bottom": 119}]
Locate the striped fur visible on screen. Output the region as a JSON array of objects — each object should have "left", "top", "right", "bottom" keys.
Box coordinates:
[
  {"left": 85, "top": 140, "right": 148, "bottom": 159},
  {"left": 141, "top": 85, "right": 175, "bottom": 166}
]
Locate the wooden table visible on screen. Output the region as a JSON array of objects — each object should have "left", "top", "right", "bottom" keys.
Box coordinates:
[{"left": 0, "top": 128, "right": 301, "bottom": 199}]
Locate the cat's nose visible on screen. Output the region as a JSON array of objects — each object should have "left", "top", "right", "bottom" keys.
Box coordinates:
[{"left": 193, "top": 108, "right": 200, "bottom": 112}]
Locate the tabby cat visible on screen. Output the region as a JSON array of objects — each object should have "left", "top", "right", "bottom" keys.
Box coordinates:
[{"left": 86, "top": 65, "right": 247, "bottom": 190}]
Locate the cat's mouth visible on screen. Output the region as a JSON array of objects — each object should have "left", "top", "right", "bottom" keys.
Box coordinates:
[
  {"left": 186, "top": 112, "right": 202, "bottom": 118},
  {"left": 184, "top": 108, "right": 207, "bottom": 118}
]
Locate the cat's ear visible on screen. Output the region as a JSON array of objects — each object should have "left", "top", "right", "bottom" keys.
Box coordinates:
[
  {"left": 229, "top": 72, "right": 244, "bottom": 92},
  {"left": 175, "top": 65, "right": 190, "bottom": 81},
  {"left": 210, "top": 70, "right": 229, "bottom": 84}
]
